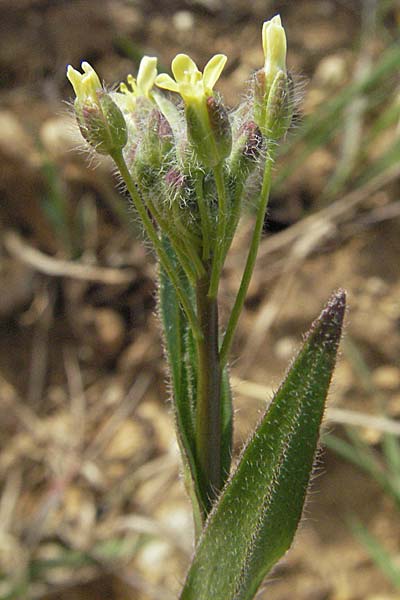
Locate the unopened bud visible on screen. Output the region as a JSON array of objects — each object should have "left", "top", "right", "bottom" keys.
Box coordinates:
[
  {"left": 254, "top": 15, "right": 292, "bottom": 140},
  {"left": 241, "top": 121, "right": 264, "bottom": 161},
  {"left": 143, "top": 109, "right": 174, "bottom": 168},
  {"left": 166, "top": 168, "right": 185, "bottom": 189},
  {"left": 185, "top": 96, "right": 232, "bottom": 167},
  {"left": 206, "top": 96, "right": 232, "bottom": 162},
  {"left": 262, "top": 15, "right": 287, "bottom": 91},
  {"left": 155, "top": 110, "right": 174, "bottom": 153},
  {"left": 229, "top": 121, "right": 263, "bottom": 180},
  {"left": 67, "top": 63, "right": 127, "bottom": 155},
  {"left": 165, "top": 168, "right": 187, "bottom": 205},
  {"left": 255, "top": 69, "right": 293, "bottom": 141}
]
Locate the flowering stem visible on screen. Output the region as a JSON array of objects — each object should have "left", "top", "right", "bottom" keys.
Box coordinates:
[
  {"left": 171, "top": 201, "right": 203, "bottom": 249},
  {"left": 146, "top": 198, "right": 205, "bottom": 282},
  {"left": 220, "top": 179, "right": 245, "bottom": 267},
  {"left": 111, "top": 149, "right": 203, "bottom": 342},
  {"left": 208, "top": 163, "right": 227, "bottom": 299},
  {"left": 194, "top": 170, "right": 211, "bottom": 261},
  {"left": 219, "top": 154, "right": 274, "bottom": 368},
  {"left": 195, "top": 267, "right": 222, "bottom": 512}
]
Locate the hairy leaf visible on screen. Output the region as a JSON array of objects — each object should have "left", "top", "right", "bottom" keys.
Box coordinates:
[
  {"left": 158, "top": 237, "right": 203, "bottom": 533},
  {"left": 220, "top": 367, "right": 233, "bottom": 484},
  {"left": 180, "top": 290, "right": 346, "bottom": 600}
]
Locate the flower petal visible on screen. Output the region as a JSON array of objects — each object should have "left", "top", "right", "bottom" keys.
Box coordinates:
[
  {"left": 66, "top": 62, "right": 101, "bottom": 102},
  {"left": 137, "top": 56, "right": 158, "bottom": 97},
  {"left": 262, "top": 15, "right": 286, "bottom": 73},
  {"left": 202, "top": 54, "right": 227, "bottom": 93},
  {"left": 262, "top": 21, "right": 270, "bottom": 58},
  {"left": 171, "top": 53, "right": 199, "bottom": 83},
  {"left": 66, "top": 65, "right": 83, "bottom": 97},
  {"left": 155, "top": 73, "right": 180, "bottom": 93},
  {"left": 262, "top": 15, "right": 282, "bottom": 58}
]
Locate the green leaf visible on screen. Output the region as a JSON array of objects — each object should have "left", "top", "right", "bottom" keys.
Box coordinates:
[
  {"left": 158, "top": 236, "right": 203, "bottom": 534},
  {"left": 159, "top": 239, "right": 193, "bottom": 443},
  {"left": 220, "top": 367, "right": 233, "bottom": 485},
  {"left": 180, "top": 290, "right": 346, "bottom": 600}
]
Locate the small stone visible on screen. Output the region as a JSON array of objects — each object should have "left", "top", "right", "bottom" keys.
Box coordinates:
[
  {"left": 135, "top": 539, "right": 171, "bottom": 577},
  {"left": 372, "top": 366, "right": 400, "bottom": 391},
  {"left": 136, "top": 400, "right": 175, "bottom": 452},
  {"left": 365, "top": 277, "right": 388, "bottom": 296},
  {"left": 173, "top": 10, "right": 194, "bottom": 32},
  {"left": 367, "top": 596, "right": 398, "bottom": 600},
  {"left": 387, "top": 394, "right": 400, "bottom": 417},
  {"left": 92, "top": 308, "right": 126, "bottom": 356},
  {"left": 105, "top": 420, "right": 148, "bottom": 460},
  {"left": 40, "top": 116, "right": 82, "bottom": 160},
  {"left": 314, "top": 53, "right": 348, "bottom": 87},
  {"left": 0, "top": 111, "right": 36, "bottom": 164},
  {"left": 274, "top": 336, "right": 297, "bottom": 360}
]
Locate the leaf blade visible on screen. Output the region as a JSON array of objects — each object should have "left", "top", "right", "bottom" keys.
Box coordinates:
[
  {"left": 180, "top": 290, "right": 346, "bottom": 600},
  {"left": 158, "top": 236, "right": 203, "bottom": 532}
]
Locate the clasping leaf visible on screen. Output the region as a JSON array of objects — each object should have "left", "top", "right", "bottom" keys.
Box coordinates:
[{"left": 180, "top": 290, "right": 346, "bottom": 600}]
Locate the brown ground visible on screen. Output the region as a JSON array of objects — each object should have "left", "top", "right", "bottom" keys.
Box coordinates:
[{"left": 1, "top": 1, "right": 400, "bottom": 599}]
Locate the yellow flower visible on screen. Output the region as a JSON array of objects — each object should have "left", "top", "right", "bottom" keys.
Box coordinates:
[
  {"left": 67, "top": 61, "right": 102, "bottom": 106},
  {"left": 119, "top": 56, "right": 158, "bottom": 111},
  {"left": 262, "top": 15, "right": 287, "bottom": 85},
  {"left": 154, "top": 53, "right": 230, "bottom": 167},
  {"left": 155, "top": 53, "right": 226, "bottom": 105}
]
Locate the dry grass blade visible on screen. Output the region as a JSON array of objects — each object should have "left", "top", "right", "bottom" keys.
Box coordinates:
[
  {"left": 4, "top": 231, "right": 136, "bottom": 284},
  {"left": 239, "top": 218, "right": 335, "bottom": 368},
  {"left": 85, "top": 373, "right": 152, "bottom": 460},
  {"left": 0, "top": 468, "right": 22, "bottom": 534},
  {"left": 255, "top": 162, "right": 400, "bottom": 260},
  {"left": 0, "top": 373, "right": 43, "bottom": 438},
  {"left": 232, "top": 376, "right": 400, "bottom": 436}
]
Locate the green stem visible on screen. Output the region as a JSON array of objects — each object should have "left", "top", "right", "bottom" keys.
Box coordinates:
[
  {"left": 219, "top": 155, "right": 274, "bottom": 368},
  {"left": 112, "top": 150, "right": 203, "bottom": 342},
  {"left": 194, "top": 170, "right": 211, "bottom": 261},
  {"left": 220, "top": 178, "right": 245, "bottom": 267},
  {"left": 147, "top": 198, "right": 205, "bottom": 282},
  {"left": 171, "top": 200, "right": 203, "bottom": 249},
  {"left": 208, "top": 163, "right": 227, "bottom": 299},
  {"left": 195, "top": 268, "right": 222, "bottom": 513}
]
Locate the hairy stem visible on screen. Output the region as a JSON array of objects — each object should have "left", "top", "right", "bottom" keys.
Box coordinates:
[
  {"left": 220, "top": 178, "right": 245, "bottom": 267},
  {"left": 208, "top": 163, "right": 227, "bottom": 299},
  {"left": 195, "top": 267, "right": 222, "bottom": 513},
  {"left": 220, "top": 155, "right": 274, "bottom": 368},
  {"left": 112, "top": 150, "right": 203, "bottom": 342},
  {"left": 194, "top": 170, "right": 211, "bottom": 261},
  {"left": 147, "top": 197, "right": 205, "bottom": 282}
]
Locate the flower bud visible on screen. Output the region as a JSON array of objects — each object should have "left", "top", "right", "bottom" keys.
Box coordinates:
[
  {"left": 254, "top": 16, "right": 293, "bottom": 140},
  {"left": 185, "top": 96, "right": 232, "bottom": 167},
  {"left": 67, "top": 63, "right": 127, "bottom": 155},
  {"left": 166, "top": 168, "right": 185, "bottom": 189},
  {"left": 262, "top": 15, "right": 287, "bottom": 93},
  {"left": 164, "top": 168, "right": 191, "bottom": 210},
  {"left": 254, "top": 69, "right": 293, "bottom": 141},
  {"left": 229, "top": 121, "right": 263, "bottom": 181},
  {"left": 206, "top": 96, "right": 232, "bottom": 162},
  {"left": 142, "top": 109, "right": 174, "bottom": 168}
]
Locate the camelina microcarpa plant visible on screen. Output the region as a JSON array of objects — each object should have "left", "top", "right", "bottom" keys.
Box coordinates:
[{"left": 67, "top": 16, "right": 345, "bottom": 599}]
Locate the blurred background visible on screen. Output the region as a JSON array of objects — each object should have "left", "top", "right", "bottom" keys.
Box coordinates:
[{"left": 1, "top": 1, "right": 400, "bottom": 598}]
